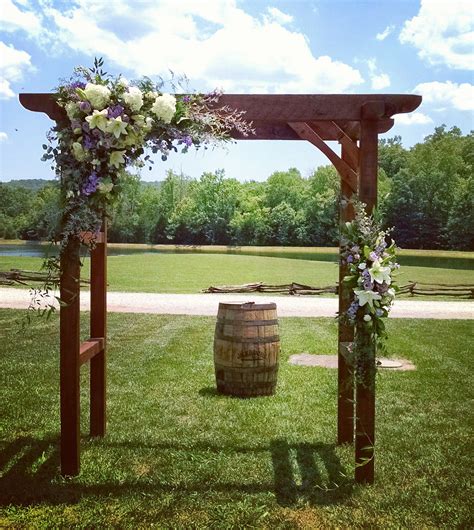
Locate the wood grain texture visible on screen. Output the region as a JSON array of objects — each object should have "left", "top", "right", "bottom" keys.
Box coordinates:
[{"left": 59, "top": 237, "right": 81, "bottom": 476}]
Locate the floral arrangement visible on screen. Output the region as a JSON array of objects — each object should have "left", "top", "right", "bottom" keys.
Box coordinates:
[
  {"left": 39, "top": 58, "right": 253, "bottom": 286},
  {"left": 340, "top": 201, "right": 400, "bottom": 386}
]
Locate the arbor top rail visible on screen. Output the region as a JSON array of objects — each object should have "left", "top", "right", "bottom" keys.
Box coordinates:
[{"left": 19, "top": 93, "right": 421, "bottom": 141}]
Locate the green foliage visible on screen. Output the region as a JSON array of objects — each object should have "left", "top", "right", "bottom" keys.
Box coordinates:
[{"left": 2, "top": 125, "right": 473, "bottom": 250}]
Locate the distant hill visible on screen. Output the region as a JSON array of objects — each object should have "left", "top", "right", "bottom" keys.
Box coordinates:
[{"left": 2, "top": 179, "right": 55, "bottom": 191}]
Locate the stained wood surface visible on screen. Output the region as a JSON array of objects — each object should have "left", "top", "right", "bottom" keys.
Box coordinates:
[
  {"left": 90, "top": 221, "right": 107, "bottom": 438},
  {"left": 19, "top": 93, "right": 421, "bottom": 140},
  {"left": 79, "top": 338, "right": 104, "bottom": 365},
  {"left": 214, "top": 302, "right": 280, "bottom": 397},
  {"left": 337, "top": 143, "right": 356, "bottom": 446},
  {"left": 59, "top": 237, "right": 81, "bottom": 476},
  {"left": 355, "top": 119, "right": 378, "bottom": 484}
]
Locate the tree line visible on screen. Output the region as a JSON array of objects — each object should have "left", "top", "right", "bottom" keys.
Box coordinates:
[{"left": 1, "top": 125, "right": 472, "bottom": 250}]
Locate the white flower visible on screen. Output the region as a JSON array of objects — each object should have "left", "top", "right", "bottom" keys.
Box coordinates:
[
  {"left": 122, "top": 86, "right": 143, "bottom": 112},
  {"left": 109, "top": 150, "right": 126, "bottom": 168},
  {"left": 84, "top": 83, "right": 111, "bottom": 110},
  {"left": 145, "top": 91, "right": 157, "bottom": 100},
  {"left": 363, "top": 314, "right": 372, "bottom": 322},
  {"left": 358, "top": 263, "right": 367, "bottom": 270},
  {"left": 369, "top": 260, "right": 392, "bottom": 285},
  {"left": 354, "top": 289, "right": 382, "bottom": 309},
  {"left": 72, "top": 142, "right": 86, "bottom": 161},
  {"left": 65, "top": 102, "right": 80, "bottom": 120},
  {"left": 151, "top": 93, "right": 176, "bottom": 124},
  {"left": 86, "top": 109, "right": 108, "bottom": 132},
  {"left": 106, "top": 116, "right": 128, "bottom": 139}
]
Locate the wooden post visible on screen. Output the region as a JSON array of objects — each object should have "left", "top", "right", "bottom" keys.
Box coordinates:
[
  {"left": 90, "top": 222, "right": 107, "bottom": 437},
  {"left": 355, "top": 108, "right": 379, "bottom": 484},
  {"left": 337, "top": 144, "right": 356, "bottom": 445},
  {"left": 60, "top": 237, "right": 81, "bottom": 476}
]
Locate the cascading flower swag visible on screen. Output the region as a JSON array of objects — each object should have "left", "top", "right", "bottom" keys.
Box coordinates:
[
  {"left": 40, "top": 58, "right": 253, "bottom": 291},
  {"left": 340, "top": 200, "right": 400, "bottom": 387}
]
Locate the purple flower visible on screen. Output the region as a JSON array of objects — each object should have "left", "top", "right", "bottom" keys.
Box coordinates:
[
  {"left": 369, "top": 251, "right": 379, "bottom": 262},
  {"left": 182, "top": 95, "right": 191, "bottom": 103},
  {"left": 362, "top": 268, "right": 370, "bottom": 279},
  {"left": 377, "top": 282, "right": 389, "bottom": 294},
  {"left": 351, "top": 245, "right": 360, "bottom": 253},
  {"left": 347, "top": 255, "right": 354, "bottom": 263},
  {"left": 92, "top": 128, "right": 102, "bottom": 138},
  {"left": 375, "top": 308, "right": 384, "bottom": 317},
  {"left": 82, "top": 122, "right": 90, "bottom": 133},
  {"left": 82, "top": 172, "right": 99, "bottom": 196},
  {"left": 83, "top": 134, "right": 96, "bottom": 150},
  {"left": 69, "top": 81, "right": 86, "bottom": 90},
  {"left": 364, "top": 280, "right": 374, "bottom": 290},
  {"left": 107, "top": 104, "right": 124, "bottom": 119},
  {"left": 80, "top": 101, "right": 91, "bottom": 113}
]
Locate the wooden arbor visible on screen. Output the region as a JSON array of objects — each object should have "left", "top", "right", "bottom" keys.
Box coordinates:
[{"left": 20, "top": 93, "right": 421, "bottom": 483}]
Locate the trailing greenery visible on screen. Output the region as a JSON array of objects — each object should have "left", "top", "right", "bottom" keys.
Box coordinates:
[
  {"left": 2, "top": 125, "right": 472, "bottom": 250},
  {"left": 0, "top": 310, "right": 472, "bottom": 528},
  {"left": 341, "top": 201, "right": 400, "bottom": 388}
]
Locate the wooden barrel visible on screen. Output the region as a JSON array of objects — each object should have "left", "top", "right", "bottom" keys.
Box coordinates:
[{"left": 214, "top": 302, "right": 280, "bottom": 397}]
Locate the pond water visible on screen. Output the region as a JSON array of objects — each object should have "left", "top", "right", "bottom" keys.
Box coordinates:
[{"left": 0, "top": 241, "right": 472, "bottom": 270}]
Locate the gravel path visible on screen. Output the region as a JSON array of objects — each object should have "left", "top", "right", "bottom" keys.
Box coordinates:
[{"left": 0, "top": 287, "right": 472, "bottom": 319}]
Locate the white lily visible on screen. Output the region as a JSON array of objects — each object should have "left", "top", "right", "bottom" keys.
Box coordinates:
[
  {"left": 86, "top": 109, "right": 108, "bottom": 132},
  {"left": 354, "top": 289, "right": 382, "bottom": 309},
  {"left": 109, "top": 150, "right": 126, "bottom": 168},
  {"left": 106, "top": 116, "right": 128, "bottom": 139},
  {"left": 369, "top": 259, "right": 392, "bottom": 285}
]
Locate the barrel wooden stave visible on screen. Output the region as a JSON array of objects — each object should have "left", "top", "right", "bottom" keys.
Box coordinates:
[{"left": 214, "top": 302, "right": 280, "bottom": 397}]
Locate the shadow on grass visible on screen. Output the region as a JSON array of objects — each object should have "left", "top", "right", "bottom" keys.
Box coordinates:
[{"left": 0, "top": 436, "right": 352, "bottom": 507}]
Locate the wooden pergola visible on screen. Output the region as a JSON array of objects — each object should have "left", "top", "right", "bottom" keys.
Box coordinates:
[{"left": 20, "top": 93, "right": 421, "bottom": 484}]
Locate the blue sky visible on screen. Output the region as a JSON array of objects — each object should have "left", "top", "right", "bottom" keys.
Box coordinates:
[{"left": 0, "top": 0, "right": 473, "bottom": 182}]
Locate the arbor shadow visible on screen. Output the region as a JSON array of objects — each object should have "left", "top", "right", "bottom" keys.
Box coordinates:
[
  {"left": 271, "top": 439, "right": 352, "bottom": 506},
  {"left": 0, "top": 436, "right": 352, "bottom": 507}
]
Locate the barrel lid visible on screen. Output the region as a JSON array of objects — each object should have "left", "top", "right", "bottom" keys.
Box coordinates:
[{"left": 218, "top": 301, "right": 277, "bottom": 310}]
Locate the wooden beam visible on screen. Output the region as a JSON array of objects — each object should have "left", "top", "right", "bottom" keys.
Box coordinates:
[
  {"left": 79, "top": 338, "right": 104, "bottom": 365},
  {"left": 20, "top": 93, "right": 422, "bottom": 124},
  {"left": 90, "top": 221, "right": 107, "bottom": 438},
  {"left": 289, "top": 122, "right": 357, "bottom": 193},
  {"left": 331, "top": 122, "right": 359, "bottom": 169},
  {"left": 59, "top": 237, "right": 81, "bottom": 476},
  {"left": 355, "top": 110, "right": 379, "bottom": 485},
  {"left": 337, "top": 143, "right": 356, "bottom": 446}
]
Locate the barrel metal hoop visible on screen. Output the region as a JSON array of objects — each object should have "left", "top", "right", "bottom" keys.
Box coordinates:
[
  {"left": 214, "top": 334, "right": 280, "bottom": 344},
  {"left": 216, "top": 318, "right": 279, "bottom": 327}
]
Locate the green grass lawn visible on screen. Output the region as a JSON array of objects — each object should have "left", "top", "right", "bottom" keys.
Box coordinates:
[
  {"left": 1, "top": 253, "right": 473, "bottom": 295},
  {"left": 0, "top": 309, "right": 472, "bottom": 528}
]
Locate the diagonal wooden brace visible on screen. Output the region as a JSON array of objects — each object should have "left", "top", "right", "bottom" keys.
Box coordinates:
[
  {"left": 331, "top": 122, "right": 359, "bottom": 170},
  {"left": 288, "top": 122, "right": 357, "bottom": 193}
]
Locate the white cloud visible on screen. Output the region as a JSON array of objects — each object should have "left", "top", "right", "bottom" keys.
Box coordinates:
[
  {"left": 371, "top": 72, "right": 390, "bottom": 90},
  {"left": 266, "top": 7, "right": 293, "bottom": 25},
  {"left": 400, "top": 0, "right": 474, "bottom": 70},
  {"left": 41, "top": 0, "right": 363, "bottom": 93},
  {"left": 367, "top": 58, "right": 391, "bottom": 90},
  {"left": 376, "top": 25, "right": 395, "bottom": 41},
  {"left": 396, "top": 112, "right": 433, "bottom": 125},
  {"left": 0, "top": 41, "right": 33, "bottom": 99},
  {"left": 0, "top": 132, "right": 8, "bottom": 142},
  {"left": 414, "top": 81, "right": 474, "bottom": 111},
  {"left": 0, "top": 0, "right": 42, "bottom": 35}
]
